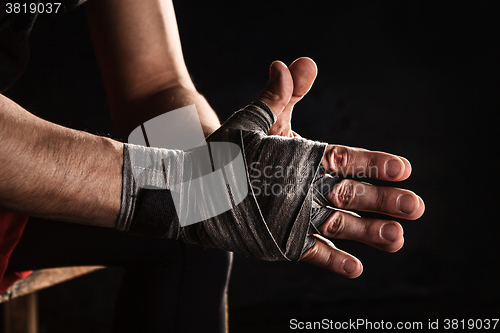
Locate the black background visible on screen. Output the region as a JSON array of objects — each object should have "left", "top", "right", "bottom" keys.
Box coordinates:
[{"left": 2, "top": 1, "right": 499, "bottom": 332}]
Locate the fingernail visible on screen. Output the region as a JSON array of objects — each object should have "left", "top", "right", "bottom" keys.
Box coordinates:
[
  {"left": 381, "top": 223, "right": 398, "bottom": 242},
  {"left": 385, "top": 159, "right": 401, "bottom": 177},
  {"left": 343, "top": 259, "right": 357, "bottom": 275},
  {"left": 397, "top": 194, "right": 415, "bottom": 214}
]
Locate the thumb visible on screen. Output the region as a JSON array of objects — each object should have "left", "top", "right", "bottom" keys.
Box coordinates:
[
  {"left": 267, "top": 57, "right": 318, "bottom": 136},
  {"left": 258, "top": 61, "right": 294, "bottom": 117},
  {"left": 289, "top": 57, "right": 318, "bottom": 104}
]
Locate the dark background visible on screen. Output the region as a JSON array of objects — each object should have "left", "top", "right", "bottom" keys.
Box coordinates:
[{"left": 2, "top": 1, "right": 499, "bottom": 332}]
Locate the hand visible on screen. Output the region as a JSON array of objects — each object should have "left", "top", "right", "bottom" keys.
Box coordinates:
[{"left": 258, "top": 58, "right": 425, "bottom": 278}]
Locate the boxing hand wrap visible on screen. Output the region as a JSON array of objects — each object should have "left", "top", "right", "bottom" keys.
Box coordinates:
[
  {"left": 117, "top": 144, "right": 183, "bottom": 238},
  {"left": 117, "top": 101, "right": 340, "bottom": 261}
]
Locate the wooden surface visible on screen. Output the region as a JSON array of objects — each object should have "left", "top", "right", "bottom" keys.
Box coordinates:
[
  {"left": 0, "top": 266, "right": 105, "bottom": 303},
  {"left": 3, "top": 293, "right": 38, "bottom": 333}
]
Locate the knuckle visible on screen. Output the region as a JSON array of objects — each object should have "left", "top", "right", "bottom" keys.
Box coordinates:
[
  {"left": 367, "top": 155, "right": 378, "bottom": 176},
  {"left": 374, "top": 186, "right": 386, "bottom": 211},
  {"left": 259, "top": 89, "right": 280, "bottom": 102},
  {"left": 326, "top": 145, "right": 350, "bottom": 173},
  {"left": 259, "top": 89, "right": 288, "bottom": 110},
  {"left": 301, "top": 236, "right": 337, "bottom": 267},
  {"left": 324, "top": 250, "right": 335, "bottom": 268},
  {"left": 363, "top": 220, "right": 372, "bottom": 240},
  {"left": 323, "top": 211, "right": 345, "bottom": 237},
  {"left": 301, "top": 242, "right": 319, "bottom": 261},
  {"left": 332, "top": 179, "right": 355, "bottom": 208}
]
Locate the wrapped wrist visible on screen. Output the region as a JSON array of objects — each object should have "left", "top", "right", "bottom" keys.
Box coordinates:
[{"left": 117, "top": 101, "right": 338, "bottom": 262}]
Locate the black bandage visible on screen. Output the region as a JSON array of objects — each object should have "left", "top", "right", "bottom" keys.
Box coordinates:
[{"left": 117, "top": 101, "right": 338, "bottom": 261}]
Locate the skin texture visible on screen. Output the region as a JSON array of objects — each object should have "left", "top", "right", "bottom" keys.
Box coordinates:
[
  {"left": 259, "top": 58, "right": 425, "bottom": 277},
  {"left": 0, "top": 0, "right": 424, "bottom": 278},
  {"left": 0, "top": 94, "right": 123, "bottom": 227}
]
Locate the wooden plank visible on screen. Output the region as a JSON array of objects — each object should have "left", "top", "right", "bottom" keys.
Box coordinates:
[
  {"left": 3, "top": 292, "right": 38, "bottom": 333},
  {"left": 0, "top": 266, "right": 105, "bottom": 303}
]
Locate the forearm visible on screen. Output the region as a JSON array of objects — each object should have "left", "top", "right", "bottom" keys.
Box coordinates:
[
  {"left": 0, "top": 94, "right": 122, "bottom": 227},
  {"left": 86, "top": 0, "right": 220, "bottom": 139}
]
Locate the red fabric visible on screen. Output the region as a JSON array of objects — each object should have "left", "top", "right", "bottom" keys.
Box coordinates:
[{"left": 0, "top": 210, "right": 32, "bottom": 294}]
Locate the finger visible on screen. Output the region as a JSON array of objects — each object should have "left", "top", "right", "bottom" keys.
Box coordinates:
[
  {"left": 301, "top": 234, "right": 363, "bottom": 278},
  {"left": 258, "top": 61, "right": 293, "bottom": 117},
  {"left": 326, "top": 179, "right": 425, "bottom": 220},
  {"left": 318, "top": 211, "right": 404, "bottom": 253},
  {"left": 288, "top": 57, "right": 318, "bottom": 104},
  {"left": 267, "top": 107, "right": 294, "bottom": 136},
  {"left": 399, "top": 155, "right": 412, "bottom": 180},
  {"left": 268, "top": 57, "right": 318, "bottom": 137},
  {"left": 321, "top": 145, "right": 411, "bottom": 181}
]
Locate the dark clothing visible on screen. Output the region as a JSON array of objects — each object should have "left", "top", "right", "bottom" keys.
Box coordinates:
[
  {"left": 7, "top": 218, "right": 231, "bottom": 332},
  {"left": 0, "top": 0, "right": 84, "bottom": 91}
]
